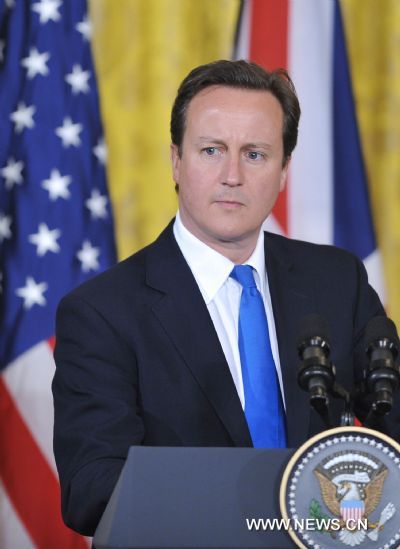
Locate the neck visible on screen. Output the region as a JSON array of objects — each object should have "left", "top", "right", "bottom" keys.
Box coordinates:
[
  {"left": 205, "top": 239, "right": 257, "bottom": 264},
  {"left": 178, "top": 213, "right": 260, "bottom": 264}
]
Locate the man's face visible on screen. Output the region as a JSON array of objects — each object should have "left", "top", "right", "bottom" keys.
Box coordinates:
[{"left": 171, "top": 85, "right": 289, "bottom": 254}]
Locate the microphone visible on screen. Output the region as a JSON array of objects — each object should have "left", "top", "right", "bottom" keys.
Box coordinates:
[
  {"left": 364, "top": 316, "right": 400, "bottom": 416},
  {"left": 297, "top": 314, "right": 336, "bottom": 415}
]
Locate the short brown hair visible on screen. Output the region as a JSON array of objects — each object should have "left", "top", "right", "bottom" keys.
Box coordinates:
[{"left": 170, "top": 59, "right": 301, "bottom": 165}]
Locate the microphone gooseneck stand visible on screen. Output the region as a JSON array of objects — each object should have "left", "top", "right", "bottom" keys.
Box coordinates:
[
  {"left": 362, "top": 316, "right": 400, "bottom": 428},
  {"left": 297, "top": 314, "right": 355, "bottom": 429},
  {"left": 297, "top": 314, "right": 400, "bottom": 433}
]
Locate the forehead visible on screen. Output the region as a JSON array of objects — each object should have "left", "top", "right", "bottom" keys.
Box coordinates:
[{"left": 185, "top": 85, "right": 284, "bottom": 133}]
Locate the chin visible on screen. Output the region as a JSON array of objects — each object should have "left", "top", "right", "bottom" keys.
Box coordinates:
[{"left": 211, "top": 225, "right": 257, "bottom": 244}]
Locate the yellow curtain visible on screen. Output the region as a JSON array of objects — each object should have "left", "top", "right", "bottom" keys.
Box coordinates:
[
  {"left": 342, "top": 0, "right": 400, "bottom": 326},
  {"left": 90, "top": 0, "right": 400, "bottom": 324},
  {"left": 90, "top": 0, "right": 240, "bottom": 259}
]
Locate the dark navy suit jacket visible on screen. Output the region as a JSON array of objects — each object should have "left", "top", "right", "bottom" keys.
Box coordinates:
[{"left": 52, "top": 221, "right": 398, "bottom": 535}]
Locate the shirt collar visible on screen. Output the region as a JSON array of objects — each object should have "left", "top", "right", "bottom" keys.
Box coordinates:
[{"left": 173, "top": 211, "right": 266, "bottom": 304}]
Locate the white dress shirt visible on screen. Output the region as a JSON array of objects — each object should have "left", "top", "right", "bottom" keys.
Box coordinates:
[{"left": 173, "top": 211, "right": 285, "bottom": 410}]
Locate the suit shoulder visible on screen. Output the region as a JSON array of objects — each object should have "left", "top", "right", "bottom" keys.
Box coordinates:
[
  {"left": 264, "top": 231, "right": 361, "bottom": 267},
  {"left": 60, "top": 241, "right": 153, "bottom": 305},
  {"left": 58, "top": 221, "right": 177, "bottom": 312}
]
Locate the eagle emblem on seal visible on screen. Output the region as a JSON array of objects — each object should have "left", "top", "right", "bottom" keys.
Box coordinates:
[{"left": 314, "top": 450, "right": 395, "bottom": 545}]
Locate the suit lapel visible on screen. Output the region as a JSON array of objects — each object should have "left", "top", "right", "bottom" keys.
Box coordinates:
[
  {"left": 145, "top": 224, "right": 316, "bottom": 448},
  {"left": 145, "top": 223, "right": 252, "bottom": 447},
  {"left": 265, "top": 233, "right": 317, "bottom": 447}
]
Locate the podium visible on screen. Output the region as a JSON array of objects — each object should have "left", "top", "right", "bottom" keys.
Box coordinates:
[{"left": 93, "top": 446, "right": 295, "bottom": 549}]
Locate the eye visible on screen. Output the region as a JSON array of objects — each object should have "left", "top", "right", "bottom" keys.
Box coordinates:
[
  {"left": 202, "top": 147, "right": 218, "bottom": 156},
  {"left": 246, "top": 151, "right": 264, "bottom": 161},
  {"left": 200, "top": 147, "right": 223, "bottom": 160}
]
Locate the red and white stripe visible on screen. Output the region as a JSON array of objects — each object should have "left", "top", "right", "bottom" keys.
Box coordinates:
[
  {"left": 0, "top": 340, "right": 89, "bottom": 548},
  {"left": 341, "top": 504, "right": 365, "bottom": 522}
]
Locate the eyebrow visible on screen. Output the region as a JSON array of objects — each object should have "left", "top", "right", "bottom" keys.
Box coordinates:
[
  {"left": 197, "top": 137, "right": 272, "bottom": 150},
  {"left": 245, "top": 142, "right": 272, "bottom": 150},
  {"left": 197, "top": 137, "right": 225, "bottom": 144}
]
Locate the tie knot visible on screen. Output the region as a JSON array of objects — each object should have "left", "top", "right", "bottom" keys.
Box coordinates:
[{"left": 230, "top": 265, "right": 257, "bottom": 289}]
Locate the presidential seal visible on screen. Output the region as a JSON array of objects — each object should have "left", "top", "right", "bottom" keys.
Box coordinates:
[{"left": 280, "top": 427, "right": 400, "bottom": 548}]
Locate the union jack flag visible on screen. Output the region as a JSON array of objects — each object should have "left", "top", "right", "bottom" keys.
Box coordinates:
[
  {"left": 235, "top": 0, "right": 385, "bottom": 302},
  {"left": 0, "top": 1, "right": 116, "bottom": 547}
]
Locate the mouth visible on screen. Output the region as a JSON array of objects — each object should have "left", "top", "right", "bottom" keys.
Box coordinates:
[{"left": 214, "top": 200, "right": 244, "bottom": 210}]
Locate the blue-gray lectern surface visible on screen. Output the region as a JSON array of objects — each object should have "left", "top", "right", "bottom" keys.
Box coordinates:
[{"left": 93, "top": 446, "right": 295, "bottom": 549}]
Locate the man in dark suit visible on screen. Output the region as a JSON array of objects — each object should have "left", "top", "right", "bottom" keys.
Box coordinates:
[{"left": 52, "top": 60, "right": 398, "bottom": 535}]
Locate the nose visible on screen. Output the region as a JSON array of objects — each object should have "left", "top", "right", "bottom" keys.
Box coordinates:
[{"left": 222, "top": 152, "right": 242, "bottom": 187}]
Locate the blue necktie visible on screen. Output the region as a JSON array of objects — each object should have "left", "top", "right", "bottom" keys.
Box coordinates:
[{"left": 231, "top": 265, "right": 286, "bottom": 448}]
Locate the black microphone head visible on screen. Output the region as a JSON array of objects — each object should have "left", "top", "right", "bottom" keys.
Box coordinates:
[
  {"left": 297, "top": 314, "right": 331, "bottom": 351},
  {"left": 364, "top": 316, "right": 399, "bottom": 356}
]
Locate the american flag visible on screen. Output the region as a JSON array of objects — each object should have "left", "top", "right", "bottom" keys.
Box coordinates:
[{"left": 0, "top": 0, "right": 116, "bottom": 547}]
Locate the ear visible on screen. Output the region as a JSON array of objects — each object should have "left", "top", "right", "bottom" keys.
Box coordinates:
[
  {"left": 170, "top": 143, "right": 181, "bottom": 184},
  {"left": 279, "top": 157, "right": 290, "bottom": 192}
]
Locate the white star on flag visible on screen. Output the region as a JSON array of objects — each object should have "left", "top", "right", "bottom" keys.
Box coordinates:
[
  {"left": 21, "top": 47, "right": 50, "bottom": 79},
  {"left": 15, "top": 276, "right": 48, "bottom": 309},
  {"left": 10, "top": 102, "right": 36, "bottom": 133},
  {"left": 76, "top": 14, "right": 92, "bottom": 41},
  {"left": 31, "top": 0, "right": 62, "bottom": 24},
  {"left": 41, "top": 169, "right": 72, "bottom": 200},
  {"left": 1, "top": 158, "right": 24, "bottom": 190},
  {"left": 55, "top": 117, "right": 83, "bottom": 148},
  {"left": 28, "top": 223, "right": 61, "bottom": 256},
  {"left": 85, "top": 189, "right": 108, "bottom": 219},
  {"left": 5, "top": 0, "right": 15, "bottom": 7},
  {"left": 77, "top": 240, "right": 100, "bottom": 272},
  {"left": 93, "top": 137, "right": 107, "bottom": 165},
  {"left": 0, "top": 212, "right": 12, "bottom": 243},
  {"left": 65, "top": 64, "right": 90, "bottom": 94}
]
